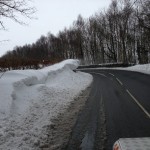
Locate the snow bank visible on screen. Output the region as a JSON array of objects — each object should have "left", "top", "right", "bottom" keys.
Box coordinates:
[
  {"left": 101, "top": 63, "right": 150, "bottom": 75},
  {"left": 79, "top": 63, "right": 150, "bottom": 76},
  {"left": 0, "top": 59, "right": 93, "bottom": 149},
  {"left": 122, "top": 63, "right": 150, "bottom": 75}
]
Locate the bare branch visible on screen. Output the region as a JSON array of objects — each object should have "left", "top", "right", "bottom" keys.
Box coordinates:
[{"left": 0, "top": 0, "right": 36, "bottom": 29}]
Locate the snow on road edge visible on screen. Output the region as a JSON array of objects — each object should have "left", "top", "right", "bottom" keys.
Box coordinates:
[
  {"left": 121, "top": 63, "right": 150, "bottom": 75},
  {"left": 78, "top": 63, "right": 150, "bottom": 75},
  {"left": 0, "top": 59, "right": 93, "bottom": 150},
  {"left": 104, "top": 63, "right": 150, "bottom": 75}
]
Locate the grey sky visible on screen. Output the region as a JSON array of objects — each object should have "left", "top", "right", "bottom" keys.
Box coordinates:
[{"left": 0, "top": 0, "right": 111, "bottom": 57}]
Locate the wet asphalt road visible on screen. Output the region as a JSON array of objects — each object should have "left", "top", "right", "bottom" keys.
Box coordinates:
[{"left": 66, "top": 69, "right": 150, "bottom": 150}]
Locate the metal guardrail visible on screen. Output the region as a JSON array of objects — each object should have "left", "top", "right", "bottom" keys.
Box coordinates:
[{"left": 77, "top": 63, "right": 135, "bottom": 69}]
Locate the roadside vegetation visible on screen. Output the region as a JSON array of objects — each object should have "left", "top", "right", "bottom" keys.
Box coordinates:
[{"left": 0, "top": 0, "right": 150, "bottom": 70}]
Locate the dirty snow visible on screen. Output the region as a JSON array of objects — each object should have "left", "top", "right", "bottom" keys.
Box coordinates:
[{"left": 0, "top": 59, "right": 93, "bottom": 150}]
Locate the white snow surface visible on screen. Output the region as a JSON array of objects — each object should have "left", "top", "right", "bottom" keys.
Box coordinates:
[
  {"left": 103, "top": 63, "right": 150, "bottom": 74},
  {"left": 122, "top": 63, "right": 150, "bottom": 75},
  {"left": 0, "top": 59, "right": 93, "bottom": 150},
  {"left": 79, "top": 63, "right": 150, "bottom": 75}
]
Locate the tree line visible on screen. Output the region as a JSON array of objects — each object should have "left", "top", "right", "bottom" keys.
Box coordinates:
[{"left": 0, "top": 0, "right": 150, "bottom": 70}]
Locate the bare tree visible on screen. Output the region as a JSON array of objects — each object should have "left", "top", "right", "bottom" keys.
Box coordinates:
[{"left": 0, "top": 0, "right": 35, "bottom": 29}]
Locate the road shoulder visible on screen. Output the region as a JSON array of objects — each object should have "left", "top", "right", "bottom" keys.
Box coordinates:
[{"left": 42, "top": 85, "right": 92, "bottom": 150}]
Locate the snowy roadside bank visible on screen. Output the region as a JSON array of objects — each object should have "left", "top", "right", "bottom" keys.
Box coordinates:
[
  {"left": 78, "top": 63, "right": 150, "bottom": 75},
  {"left": 120, "top": 63, "right": 150, "bottom": 75},
  {"left": 47, "top": 85, "right": 92, "bottom": 150},
  {"left": 103, "top": 63, "right": 150, "bottom": 75},
  {"left": 0, "top": 59, "right": 93, "bottom": 150}
]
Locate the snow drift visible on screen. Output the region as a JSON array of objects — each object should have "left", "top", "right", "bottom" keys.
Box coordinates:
[
  {"left": 0, "top": 59, "right": 93, "bottom": 149},
  {"left": 123, "top": 63, "right": 150, "bottom": 75},
  {"left": 104, "top": 63, "right": 150, "bottom": 75}
]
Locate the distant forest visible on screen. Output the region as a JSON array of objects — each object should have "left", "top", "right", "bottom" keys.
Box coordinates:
[{"left": 0, "top": 0, "right": 150, "bottom": 70}]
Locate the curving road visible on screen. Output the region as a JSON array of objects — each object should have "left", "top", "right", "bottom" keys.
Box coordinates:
[{"left": 66, "top": 69, "right": 150, "bottom": 150}]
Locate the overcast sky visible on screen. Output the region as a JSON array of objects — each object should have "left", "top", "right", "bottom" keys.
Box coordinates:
[{"left": 0, "top": 0, "right": 111, "bottom": 57}]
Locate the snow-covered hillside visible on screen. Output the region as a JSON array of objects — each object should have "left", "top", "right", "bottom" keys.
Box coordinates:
[{"left": 0, "top": 59, "right": 93, "bottom": 149}]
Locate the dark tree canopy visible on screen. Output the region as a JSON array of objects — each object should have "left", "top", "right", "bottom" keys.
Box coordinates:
[{"left": 0, "top": 0, "right": 150, "bottom": 70}]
